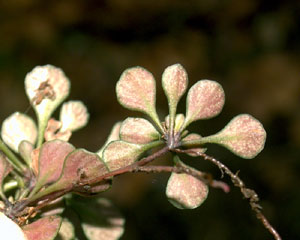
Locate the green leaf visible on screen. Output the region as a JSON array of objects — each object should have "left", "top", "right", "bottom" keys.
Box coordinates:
[
  {"left": 201, "top": 114, "right": 266, "bottom": 159},
  {"left": 165, "top": 114, "right": 185, "bottom": 134},
  {"left": 183, "top": 80, "right": 225, "bottom": 129},
  {"left": 0, "top": 152, "right": 11, "bottom": 188},
  {"left": 68, "top": 197, "right": 125, "bottom": 240},
  {"left": 97, "top": 122, "right": 122, "bottom": 158},
  {"left": 1, "top": 112, "right": 37, "bottom": 152},
  {"left": 116, "top": 67, "right": 163, "bottom": 132},
  {"left": 18, "top": 140, "right": 34, "bottom": 167},
  {"left": 162, "top": 64, "right": 188, "bottom": 132},
  {"left": 25, "top": 65, "right": 70, "bottom": 147},
  {"left": 120, "top": 117, "right": 160, "bottom": 144},
  {"left": 22, "top": 215, "right": 62, "bottom": 240},
  {"left": 0, "top": 212, "right": 27, "bottom": 240}
]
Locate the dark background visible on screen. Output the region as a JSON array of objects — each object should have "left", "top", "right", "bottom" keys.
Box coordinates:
[{"left": 1, "top": 0, "right": 300, "bottom": 239}]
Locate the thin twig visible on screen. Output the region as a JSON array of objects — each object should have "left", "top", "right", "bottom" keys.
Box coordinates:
[
  {"left": 184, "top": 150, "right": 281, "bottom": 240},
  {"left": 132, "top": 165, "right": 230, "bottom": 193}
]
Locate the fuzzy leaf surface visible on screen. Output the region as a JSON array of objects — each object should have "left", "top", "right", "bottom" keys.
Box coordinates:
[
  {"left": 184, "top": 80, "right": 225, "bottom": 128},
  {"left": 166, "top": 172, "right": 208, "bottom": 209},
  {"left": 103, "top": 141, "right": 145, "bottom": 171},
  {"left": 162, "top": 64, "right": 188, "bottom": 125},
  {"left": 22, "top": 215, "right": 62, "bottom": 240},
  {"left": 204, "top": 114, "right": 266, "bottom": 159},
  {"left": 120, "top": 117, "right": 160, "bottom": 144},
  {"left": 69, "top": 197, "right": 124, "bottom": 240},
  {"left": 34, "top": 140, "right": 75, "bottom": 189}
]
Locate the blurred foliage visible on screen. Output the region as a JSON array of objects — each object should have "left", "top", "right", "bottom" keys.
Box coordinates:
[{"left": 0, "top": 0, "right": 300, "bottom": 239}]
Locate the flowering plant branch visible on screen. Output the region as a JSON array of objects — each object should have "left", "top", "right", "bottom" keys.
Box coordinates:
[{"left": 0, "top": 64, "right": 281, "bottom": 240}]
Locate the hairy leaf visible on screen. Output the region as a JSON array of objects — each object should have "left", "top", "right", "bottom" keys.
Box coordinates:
[
  {"left": 166, "top": 172, "right": 208, "bottom": 209},
  {"left": 43, "top": 149, "right": 109, "bottom": 195},
  {"left": 25, "top": 65, "right": 70, "bottom": 146},
  {"left": 18, "top": 140, "right": 34, "bottom": 167},
  {"left": 184, "top": 80, "right": 225, "bottom": 129},
  {"left": 68, "top": 197, "right": 124, "bottom": 240},
  {"left": 0, "top": 152, "right": 11, "bottom": 188},
  {"left": 60, "top": 101, "right": 89, "bottom": 132},
  {"left": 22, "top": 215, "right": 62, "bottom": 240},
  {"left": 1, "top": 112, "right": 37, "bottom": 152},
  {"left": 202, "top": 114, "right": 266, "bottom": 159},
  {"left": 56, "top": 218, "right": 75, "bottom": 240},
  {"left": 120, "top": 117, "right": 160, "bottom": 144},
  {"left": 33, "top": 140, "right": 75, "bottom": 193},
  {"left": 162, "top": 64, "right": 188, "bottom": 130},
  {"left": 116, "top": 67, "right": 162, "bottom": 131},
  {"left": 103, "top": 141, "right": 145, "bottom": 171},
  {"left": 165, "top": 114, "right": 185, "bottom": 133}
]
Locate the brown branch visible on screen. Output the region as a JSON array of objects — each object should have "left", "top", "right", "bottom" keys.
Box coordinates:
[{"left": 178, "top": 149, "right": 281, "bottom": 240}]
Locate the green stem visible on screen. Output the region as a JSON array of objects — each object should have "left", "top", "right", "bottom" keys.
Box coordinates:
[
  {"left": 3, "top": 180, "right": 18, "bottom": 192},
  {"left": 0, "top": 139, "right": 26, "bottom": 174}
]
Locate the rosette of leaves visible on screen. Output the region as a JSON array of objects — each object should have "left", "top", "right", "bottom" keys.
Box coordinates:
[
  {"left": 107, "top": 63, "right": 266, "bottom": 209},
  {"left": 0, "top": 65, "right": 124, "bottom": 240}
]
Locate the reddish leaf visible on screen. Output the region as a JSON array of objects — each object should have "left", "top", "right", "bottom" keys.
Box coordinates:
[
  {"left": 162, "top": 64, "right": 188, "bottom": 128},
  {"left": 34, "top": 140, "right": 75, "bottom": 190},
  {"left": 116, "top": 67, "right": 162, "bottom": 131},
  {"left": 103, "top": 141, "right": 145, "bottom": 171},
  {"left": 203, "top": 114, "right": 266, "bottom": 159},
  {"left": 166, "top": 172, "right": 208, "bottom": 209},
  {"left": 184, "top": 80, "right": 225, "bottom": 128},
  {"left": 120, "top": 117, "right": 160, "bottom": 144},
  {"left": 44, "top": 149, "right": 109, "bottom": 194},
  {"left": 22, "top": 215, "right": 62, "bottom": 240}
]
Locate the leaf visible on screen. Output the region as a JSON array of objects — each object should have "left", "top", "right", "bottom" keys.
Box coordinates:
[
  {"left": 103, "top": 141, "right": 145, "bottom": 171},
  {"left": 68, "top": 197, "right": 124, "bottom": 240},
  {"left": 40, "top": 149, "right": 110, "bottom": 196},
  {"left": 33, "top": 140, "right": 75, "bottom": 194},
  {"left": 22, "top": 215, "right": 62, "bottom": 240},
  {"left": 120, "top": 117, "right": 160, "bottom": 144},
  {"left": 162, "top": 64, "right": 188, "bottom": 130},
  {"left": 18, "top": 140, "right": 34, "bottom": 166},
  {"left": 116, "top": 67, "right": 162, "bottom": 132},
  {"left": 182, "top": 133, "right": 206, "bottom": 157},
  {"left": 25, "top": 65, "right": 70, "bottom": 146},
  {"left": 184, "top": 80, "right": 225, "bottom": 129},
  {"left": 202, "top": 114, "right": 266, "bottom": 159},
  {"left": 97, "top": 122, "right": 122, "bottom": 158},
  {"left": 1, "top": 112, "right": 37, "bottom": 152},
  {"left": 60, "top": 101, "right": 89, "bottom": 132},
  {"left": 55, "top": 218, "right": 75, "bottom": 240},
  {"left": 0, "top": 152, "right": 11, "bottom": 188},
  {"left": 165, "top": 114, "right": 185, "bottom": 134},
  {"left": 0, "top": 212, "right": 27, "bottom": 240},
  {"left": 166, "top": 172, "right": 208, "bottom": 209}
]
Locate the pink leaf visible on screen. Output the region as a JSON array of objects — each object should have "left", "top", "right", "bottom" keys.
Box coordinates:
[
  {"left": 35, "top": 140, "right": 75, "bottom": 188},
  {"left": 166, "top": 172, "right": 208, "bottom": 209},
  {"left": 116, "top": 67, "right": 163, "bottom": 131},
  {"left": 103, "top": 141, "right": 145, "bottom": 171},
  {"left": 22, "top": 215, "right": 62, "bottom": 240},
  {"left": 47, "top": 149, "right": 109, "bottom": 193},
  {"left": 184, "top": 80, "right": 225, "bottom": 128},
  {"left": 120, "top": 118, "right": 160, "bottom": 144},
  {"left": 162, "top": 64, "right": 188, "bottom": 121},
  {"left": 205, "top": 114, "right": 266, "bottom": 159}
]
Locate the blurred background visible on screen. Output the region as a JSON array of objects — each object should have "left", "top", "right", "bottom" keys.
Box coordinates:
[{"left": 1, "top": 0, "right": 300, "bottom": 239}]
